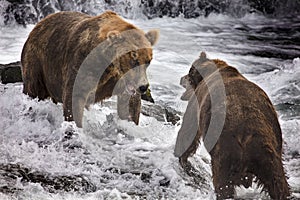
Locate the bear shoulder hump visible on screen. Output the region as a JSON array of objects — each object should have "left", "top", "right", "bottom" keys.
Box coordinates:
[{"left": 97, "top": 11, "right": 118, "bottom": 19}]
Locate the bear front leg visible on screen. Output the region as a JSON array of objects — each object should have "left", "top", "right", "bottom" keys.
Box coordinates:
[
  {"left": 62, "top": 84, "right": 74, "bottom": 123},
  {"left": 63, "top": 101, "right": 74, "bottom": 122},
  {"left": 117, "top": 93, "right": 141, "bottom": 125},
  {"left": 63, "top": 73, "right": 91, "bottom": 128},
  {"left": 129, "top": 93, "right": 141, "bottom": 125},
  {"left": 63, "top": 89, "right": 86, "bottom": 128}
]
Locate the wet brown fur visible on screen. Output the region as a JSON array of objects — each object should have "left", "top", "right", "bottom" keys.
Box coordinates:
[
  {"left": 176, "top": 52, "right": 290, "bottom": 199},
  {"left": 21, "top": 11, "right": 158, "bottom": 127}
]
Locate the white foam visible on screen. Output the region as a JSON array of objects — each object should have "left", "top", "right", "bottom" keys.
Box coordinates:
[{"left": 0, "top": 15, "right": 299, "bottom": 199}]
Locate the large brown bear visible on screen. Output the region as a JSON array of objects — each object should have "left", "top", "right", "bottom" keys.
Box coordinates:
[
  {"left": 175, "top": 52, "right": 290, "bottom": 199},
  {"left": 21, "top": 11, "right": 159, "bottom": 127}
]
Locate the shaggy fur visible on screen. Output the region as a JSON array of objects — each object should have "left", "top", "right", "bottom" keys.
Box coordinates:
[
  {"left": 21, "top": 11, "right": 159, "bottom": 127},
  {"left": 175, "top": 52, "right": 290, "bottom": 199}
]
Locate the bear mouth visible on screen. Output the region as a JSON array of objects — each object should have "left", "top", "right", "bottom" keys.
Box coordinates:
[
  {"left": 181, "top": 88, "right": 193, "bottom": 101},
  {"left": 180, "top": 75, "right": 194, "bottom": 101},
  {"left": 125, "top": 83, "right": 137, "bottom": 95}
]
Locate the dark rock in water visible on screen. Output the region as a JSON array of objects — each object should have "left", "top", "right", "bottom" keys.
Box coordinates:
[
  {"left": 0, "top": 163, "right": 97, "bottom": 193},
  {"left": 0, "top": 61, "right": 23, "bottom": 84},
  {"left": 246, "top": 50, "right": 298, "bottom": 60},
  {"left": 141, "top": 101, "right": 182, "bottom": 125},
  {"left": 33, "top": 0, "right": 56, "bottom": 19},
  {"left": 247, "top": 0, "right": 276, "bottom": 15},
  {"left": 140, "top": 171, "right": 152, "bottom": 183},
  {"left": 0, "top": 185, "right": 22, "bottom": 194},
  {"left": 6, "top": 0, "right": 24, "bottom": 4},
  {"left": 291, "top": 150, "right": 300, "bottom": 159},
  {"left": 102, "top": 100, "right": 182, "bottom": 125},
  {"left": 164, "top": 106, "right": 181, "bottom": 125},
  {"left": 159, "top": 177, "right": 170, "bottom": 187},
  {"left": 4, "top": 1, "right": 38, "bottom": 26},
  {"left": 275, "top": 102, "right": 300, "bottom": 120},
  {"left": 106, "top": 166, "right": 170, "bottom": 187}
]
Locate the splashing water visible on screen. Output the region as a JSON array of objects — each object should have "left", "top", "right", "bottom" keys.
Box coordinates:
[{"left": 0, "top": 7, "right": 300, "bottom": 200}]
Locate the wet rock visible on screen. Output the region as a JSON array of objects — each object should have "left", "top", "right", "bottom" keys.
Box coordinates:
[
  {"left": 33, "top": 0, "right": 56, "bottom": 19},
  {"left": 159, "top": 177, "right": 170, "bottom": 187},
  {"left": 105, "top": 166, "right": 170, "bottom": 187},
  {"left": 141, "top": 101, "right": 182, "bottom": 125},
  {"left": 140, "top": 172, "right": 152, "bottom": 183},
  {"left": 247, "top": 50, "right": 297, "bottom": 60},
  {"left": 4, "top": 1, "right": 38, "bottom": 26},
  {"left": 290, "top": 151, "right": 300, "bottom": 159},
  {"left": 247, "top": 0, "right": 276, "bottom": 15},
  {"left": 0, "top": 163, "right": 97, "bottom": 193},
  {"left": 0, "top": 61, "right": 23, "bottom": 84},
  {"left": 6, "top": 0, "right": 24, "bottom": 3},
  {"left": 0, "top": 186, "right": 22, "bottom": 194},
  {"left": 164, "top": 106, "right": 181, "bottom": 125}
]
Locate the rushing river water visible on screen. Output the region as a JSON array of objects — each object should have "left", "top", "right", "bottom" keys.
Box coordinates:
[{"left": 0, "top": 7, "right": 299, "bottom": 200}]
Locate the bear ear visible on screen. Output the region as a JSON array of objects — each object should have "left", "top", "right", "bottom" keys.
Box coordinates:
[
  {"left": 145, "top": 29, "right": 159, "bottom": 46},
  {"left": 199, "top": 52, "right": 207, "bottom": 61},
  {"left": 107, "top": 30, "right": 122, "bottom": 42}
]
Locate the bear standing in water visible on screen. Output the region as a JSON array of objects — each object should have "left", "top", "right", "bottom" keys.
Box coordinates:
[
  {"left": 21, "top": 11, "right": 159, "bottom": 127},
  {"left": 175, "top": 52, "right": 290, "bottom": 199}
]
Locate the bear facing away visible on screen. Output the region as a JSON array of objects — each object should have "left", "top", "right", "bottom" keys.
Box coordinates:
[
  {"left": 174, "top": 52, "right": 290, "bottom": 199},
  {"left": 21, "top": 11, "right": 159, "bottom": 127}
]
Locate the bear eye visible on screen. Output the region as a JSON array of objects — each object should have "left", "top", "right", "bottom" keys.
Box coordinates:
[
  {"left": 188, "top": 77, "right": 196, "bottom": 87},
  {"left": 130, "top": 51, "right": 139, "bottom": 60}
]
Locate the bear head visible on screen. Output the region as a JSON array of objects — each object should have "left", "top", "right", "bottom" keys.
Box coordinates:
[
  {"left": 180, "top": 52, "right": 227, "bottom": 101},
  {"left": 102, "top": 28, "right": 159, "bottom": 96}
]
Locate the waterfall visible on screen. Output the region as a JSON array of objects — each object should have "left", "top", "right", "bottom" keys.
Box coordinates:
[{"left": 1, "top": 0, "right": 299, "bottom": 25}]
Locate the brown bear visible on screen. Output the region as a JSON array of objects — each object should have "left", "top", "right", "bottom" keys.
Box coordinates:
[
  {"left": 174, "top": 52, "right": 290, "bottom": 199},
  {"left": 21, "top": 11, "right": 159, "bottom": 127}
]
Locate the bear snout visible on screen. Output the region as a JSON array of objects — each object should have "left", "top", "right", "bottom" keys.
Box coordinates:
[
  {"left": 180, "top": 75, "right": 189, "bottom": 88},
  {"left": 138, "top": 84, "right": 149, "bottom": 94},
  {"left": 180, "top": 75, "right": 194, "bottom": 101}
]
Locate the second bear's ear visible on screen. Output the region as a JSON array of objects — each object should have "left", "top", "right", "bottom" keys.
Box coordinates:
[
  {"left": 199, "top": 52, "right": 207, "bottom": 60},
  {"left": 145, "top": 29, "right": 159, "bottom": 46},
  {"left": 107, "top": 30, "right": 122, "bottom": 42}
]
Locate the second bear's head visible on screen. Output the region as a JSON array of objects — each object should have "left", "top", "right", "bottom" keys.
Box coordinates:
[{"left": 180, "top": 52, "right": 229, "bottom": 101}]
